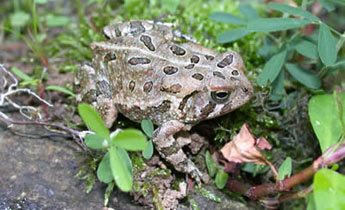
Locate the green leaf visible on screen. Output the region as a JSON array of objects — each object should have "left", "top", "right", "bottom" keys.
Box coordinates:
[
  {"left": 97, "top": 152, "right": 113, "bottom": 183},
  {"left": 161, "top": 0, "right": 181, "bottom": 13},
  {"left": 109, "top": 146, "right": 133, "bottom": 192},
  {"left": 313, "top": 169, "right": 345, "bottom": 210},
  {"left": 118, "top": 146, "right": 133, "bottom": 176},
  {"left": 258, "top": 44, "right": 278, "bottom": 59},
  {"left": 113, "top": 129, "right": 147, "bottom": 151},
  {"left": 205, "top": 151, "right": 218, "bottom": 177},
  {"left": 35, "top": 0, "right": 50, "bottom": 4},
  {"left": 318, "top": 0, "right": 335, "bottom": 11},
  {"left": 215, "top": 170, "right": 228, "bottom": 189},
  {"left": 85, "top": 134, "right": 108, "bottom": 149},
  {"left": 241, "top": 163, "right": 270, "bottom": 176},
  {"left": 294, "top": 40, "right": 318, "bottom": 59},
  {"left": 209, "top": 12, "right": 247, "bottom": 25},
  {"left": 10, "top": 11, "right": 30, "bottom": 27},
  {"left": 45, "top": 14, "right": 70, "bottom": 27},
  {"left": 318, "top": 23, "right": 337, "bottom": 66},
  {"left": 142, "top": 140, "right": 154, "bottom": 159},
  {"left": 270, "top": 70, "right": 285, "bottom": 101},
  {"left": 308, "top": 93, "right": 345, "bottom": 152},
  {"left": 285, "top": 63, "right": 321, "bottom": 89},
  {"left": 78, "top": 103, "right": 110, "bottom": 140},
  {"left": 268, "top": 2, "right": 319, "bottom": 21},
  {"left": 247, "top": 18, "right": 312, "bottom": 32},
  {"left": 238, "top": 3, "right": 258, "bottom": 20},
  {"left": 45, "top": 85, "right": 75, "bottom": 97},
  {"left": 258, "top": 50, "right": 287, "bottom": 86},
  {"left": 10, "top": 67, "right": 33, "bottom": 82},
  {"left": 278, "top": 157, "right": 292, "bottom": 180},
  {"left": 216, "top": 28, "right": 250, "bottom": 43},
  {"left": 328, "top": 0, "right": 345, "bottom": 6},
  {"left": 141, "top": 119, "right": 154, "bottom": 138},
  {"left": 36, "top": 33, "right": 47, "bottom": 42},
  {"left": 306, "top": 193, "right": 316, "bottom": 210}
]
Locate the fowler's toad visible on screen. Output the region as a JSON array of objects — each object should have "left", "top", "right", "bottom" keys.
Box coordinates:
[{"left": 74, "top": 20, "right": 254, "bottom": 183}]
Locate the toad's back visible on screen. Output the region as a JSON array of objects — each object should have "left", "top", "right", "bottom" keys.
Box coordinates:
[{"left": 75, "top": 20, "right": 253, "bottom": 126}]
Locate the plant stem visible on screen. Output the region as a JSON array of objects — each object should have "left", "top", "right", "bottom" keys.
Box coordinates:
[
  {"left": 328, "top": 24, "right": 343, "bottom": 37},
  {"left": 31, "top": 0, "right": 38, "bottom": 40},
  {"left": 225, "top": 141, "right": 345, "bottom": 201},
  {"left": 0, "top": 111, "right": 88, "bottom": 151}
]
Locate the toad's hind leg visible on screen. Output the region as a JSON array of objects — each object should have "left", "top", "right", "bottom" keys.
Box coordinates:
[
  {"left": 74, "top": 63, "right": 118, "bottom": 128},
  {"left": 152, "top": 120, "right": 206, "bottom": 184}
]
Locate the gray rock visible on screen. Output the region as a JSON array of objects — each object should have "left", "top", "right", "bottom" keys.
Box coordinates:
[{"left": 0, "top": 124, "right": 139, "bottom": 210}]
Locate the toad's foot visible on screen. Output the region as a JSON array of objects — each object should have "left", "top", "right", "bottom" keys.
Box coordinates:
[{"left": 152, "top": 120, "right": 206, "bottom": 184}]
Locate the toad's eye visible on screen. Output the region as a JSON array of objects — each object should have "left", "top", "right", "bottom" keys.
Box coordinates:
[{"left": 211, "top": 91, "right": 230, "bottom": 103}]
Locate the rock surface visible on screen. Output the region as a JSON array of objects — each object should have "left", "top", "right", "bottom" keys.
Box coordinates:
[
  {"left": 0, "top": 123, "right": 139, "bottom": 210},
  {"left": 0, "top": 122, "right": 253, "bottom": 210}
]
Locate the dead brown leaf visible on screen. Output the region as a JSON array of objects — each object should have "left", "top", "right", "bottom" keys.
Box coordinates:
[
  {"left": 220, "top": 124, "right": 281, "bottom": 186},
  {"left": 220, "top": 124, "right": 271, "bottom": 165}
]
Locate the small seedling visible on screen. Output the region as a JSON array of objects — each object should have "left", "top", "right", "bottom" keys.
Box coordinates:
[{"left": 78, "top": 103, "right": 148, "bottom": 192}]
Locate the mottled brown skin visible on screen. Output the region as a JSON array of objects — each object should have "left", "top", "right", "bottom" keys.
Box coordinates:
[{"left": 74, "top": 20, "right": 254, "bottom": 183}]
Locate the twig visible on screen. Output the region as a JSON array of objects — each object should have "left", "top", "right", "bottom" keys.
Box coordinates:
[
  {"left": 0, "top": 111, "right": 88, "bottom": 150},
  {"left": 0, "top": 64, "right": 89, "bottom": 151}
]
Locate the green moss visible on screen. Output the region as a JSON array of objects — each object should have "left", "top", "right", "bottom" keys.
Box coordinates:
[
  {"left": 195, "top": 187, "right": 221, "bottom": 203},
  {"left": 131, "top": 154, "right": 146, "bottom": 172},
  {"left": 153, "top": 185, "right": 164, "bottom": 210},
  {"left": 149, "top": 168, "right": 171, "bottom": 178}
]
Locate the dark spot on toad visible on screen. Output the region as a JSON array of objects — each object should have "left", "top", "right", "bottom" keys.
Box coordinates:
[
  {"left": 191, "top": 55, "right": 200, "bottom": 63},
  {"left": 104, "top": 52, "right": 116, "bottom": 62},
  {"left": 143, "top": 81, "right": 153, "bottom": 93},
  {"left": 184, "top": 64, "right": 194, "bottom": 69},
  {"left": 160, "top": 84, "right": 182, "bottom": 94},
  {"left": 130, "top": 21, "right": 145, "bottom": 36},
  {"left": 140, "top": 35, "right": 155, "bottom": 51},
  {"left": 178, "top": 91, "right": 199, "bottom": 111},
  {"left": 102, "top": 30, "right": 111, "bottom": 40},
  {"left": 213, "top": 71, "right": 225, "bottom": 79},
  {"left": 115, "top": 27, "right": 122, "bottom": 37},
  {"left": 200, "top": 102, "right": 216, "bottom": 119},
  {"left": 192, "top": 73, "right": 204, "bottom": 81},
  {"left": 217, "top": 54, "right": 233, "bottom": 68},
  {"left": 205, "top": 55, "right": 214, "bottom": 61},
  {"left": 232, "top": 70, "right": 239, "bottom": 76},
  {"left": 170, "top": 45, "right": 186, "bottom": 56},
  {"left": 129, "top": 80, "right": 135, "bottom": 92},
  {"left": 128, "top": 57, "right": 151, "bottom": 65},
  {"left": 163, "top": 66, "right": 178, "bottom": 75}
]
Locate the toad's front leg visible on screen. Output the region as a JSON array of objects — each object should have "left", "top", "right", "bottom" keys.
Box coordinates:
[
  {"left": 152, "top": 120, "right": 205, "bottom": 184},
  {"left": 75, "top": 63, "right": 118, "bottom": 128}
]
